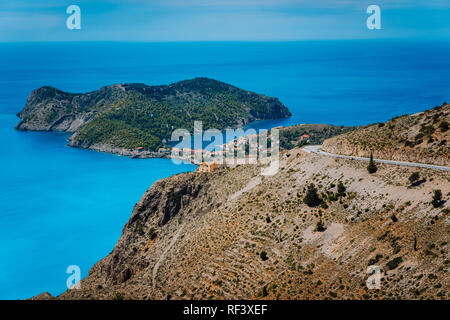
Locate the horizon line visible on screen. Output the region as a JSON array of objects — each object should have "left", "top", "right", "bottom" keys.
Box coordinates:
[{"left": 0, "top": 37, "right": 448, "bottom": 44}]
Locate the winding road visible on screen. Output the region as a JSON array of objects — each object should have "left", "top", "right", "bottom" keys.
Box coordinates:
[{"left": 302, "top": 145, "right": 450, "bottom": 172}]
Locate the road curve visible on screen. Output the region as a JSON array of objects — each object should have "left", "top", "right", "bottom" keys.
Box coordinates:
[{"left": 302, "top": 145, "right": 450, "bottom": 172}]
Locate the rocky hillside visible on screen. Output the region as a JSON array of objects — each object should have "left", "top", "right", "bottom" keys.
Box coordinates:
[
  {"left": 16, "top": 78, "right": 291, "bottom": 152},
  {"left": 55, "top": 146, "right": 449, "bottom": 300},
  {"left": 279, "top": 124, "right": 354, "bottom": 150},
  {"left": 16, "top": 85, "right": 125, "bottom": 132},
  {"left": 322, "top": 103, "right": 449, "bottom": 166}
]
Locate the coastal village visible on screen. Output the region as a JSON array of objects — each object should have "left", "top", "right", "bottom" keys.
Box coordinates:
[
  {"left": 151, "top": 128, "right": 310, "bottom": 171},
  {"left": 133, "top": 126, "right": 311, "bottom": 172}
]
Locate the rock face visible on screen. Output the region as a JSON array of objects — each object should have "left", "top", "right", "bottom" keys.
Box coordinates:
[
  {"left": 322, "top": 103, "right": 449, "bottom": 166},
  {"left": 67, "top": 171, "right": 221, "bottom": 292},
  {"left": 16, "top": 85, "right": 126, "bottom": 132},
  {"left": 59, "top": 146, "right": 449, "bottom": 300},
  {"left": 15, "top": 78, "right": 291, "bottom": 154}
]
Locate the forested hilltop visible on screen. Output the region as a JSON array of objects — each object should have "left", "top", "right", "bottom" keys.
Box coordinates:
[{"left": 16, "top": 78, "right": 291, "bottom": 153}]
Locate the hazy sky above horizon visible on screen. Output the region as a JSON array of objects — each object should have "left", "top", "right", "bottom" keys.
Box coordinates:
[{"left": 1, "top": 0, "right": 449, "bottom": 42}]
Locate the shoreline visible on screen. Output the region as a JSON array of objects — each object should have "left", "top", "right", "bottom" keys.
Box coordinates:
[
  {"left": 68, "top": 142, "right": 206, "bottom": 165},
  {"left": 68, "top": 141, "right": 275, "bottom": 167}
]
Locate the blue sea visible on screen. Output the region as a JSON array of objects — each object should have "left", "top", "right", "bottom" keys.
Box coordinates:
[{"left": 0, "top": 40, "right": 449, "bottom": 299}]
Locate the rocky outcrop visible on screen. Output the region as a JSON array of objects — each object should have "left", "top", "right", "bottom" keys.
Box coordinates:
[
  {"left": 15, "top": 85, "right": 126, "bottom": 132},
  {"left": 72, "top": 172, "right": 219, "bottom": 290}
]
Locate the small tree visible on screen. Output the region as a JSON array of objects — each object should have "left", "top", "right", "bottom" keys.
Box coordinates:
[
  {"left": 431, "top": 189, "right": 442, "bottom": 208},
  {"left": 262, "top": 285, "right": 268, "bottom": 297},
  {"left": 303, "top": 183, "right": 321, "bottom": 207},
  {"left": 439, "top": 120, "right": 449, "bottom": 132},
  {"left": 367, "top": 152, "right": 377, "bottom": 174},
  {"left": 260, "top": 251, "right": 268, "bottom": 261},
  {"left": 315, "top": 219, "right": 326, "bottom": 232},
  {"left": 337, "top": 181, "right": 346, "bottom": 196},
  {"left": 408, "top": 172, "right": 420, "bottom": 186}
]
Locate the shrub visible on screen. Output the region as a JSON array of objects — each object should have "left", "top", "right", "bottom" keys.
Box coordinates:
[
  {"left": 328, "top": 193, "right": 338, "bottom": 202},
  {"left": 414, "top": 133, "right": 425, "bottom": 141},
  {"left": 315, "top": 219, "right": 326, "bottom": 232},
  {"left": 262, "top": 285, "right": 268, "bottom": 297},
  {"left": 404, "top": 140, "right": 414, "bottom": 147},
  {"left": 337, "top": 181, "right": 346, "bottom": 196},
  {"left": 303, "top": 183, "right": 322, "bottom": 207},
  {"left": 112, "top": 292, "right": 125, "bottom": 300},
  {"left": 408, "top": 172, "right": 420, "bottom": 186},
  {"left": 368, "top": 254, "right": 383, "bottom": 266},
  {"left": 439, "top": 121, "right": 449, "bottom": 132},
  {"left": 148, "top": 227, "right": 156, "bottom": 239},
  {"left": 419, "top": 125, "right": 435, "bottom": 136},
  {"left": 386, "top": 257, "right": 403, "bottom": 270},
  {"left": 432, "top": 189, "right": 443, "bottom": 208},
  {"left": 260, "top": 251, "right": 269, "bottom": 261},
  {"left": 137, "top": 224, "right": 143, "bottom": 235}
]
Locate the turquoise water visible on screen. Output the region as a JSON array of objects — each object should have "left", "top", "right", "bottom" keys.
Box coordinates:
[
  {"left": 0, "top": 114, "right": 195, "bottom": 299},
  {"left": 0, "top": 41, "right": 449, "bottom": 299}
]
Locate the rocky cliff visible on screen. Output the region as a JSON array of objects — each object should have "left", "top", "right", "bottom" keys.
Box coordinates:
[
  {"left": 56, "top": 145, "right": 449, "bottom": 300},
  {"left": 322, "top": 103, "right": 449, "bottom": 166},
  {"left": 16, "top": 78, "right": 291, "bottom": 153},
  {"left": 16, "top": 85, "right": 126, "bottom": 132}
]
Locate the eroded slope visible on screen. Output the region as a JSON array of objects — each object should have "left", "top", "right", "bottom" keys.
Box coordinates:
[{"left": 59, "top": 148, "right": 449, "bottom": 300}]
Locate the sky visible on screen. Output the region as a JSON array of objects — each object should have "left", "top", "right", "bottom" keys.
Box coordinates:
[{"left": 0, "top": 0, "right": 449, "bottom": 42}]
